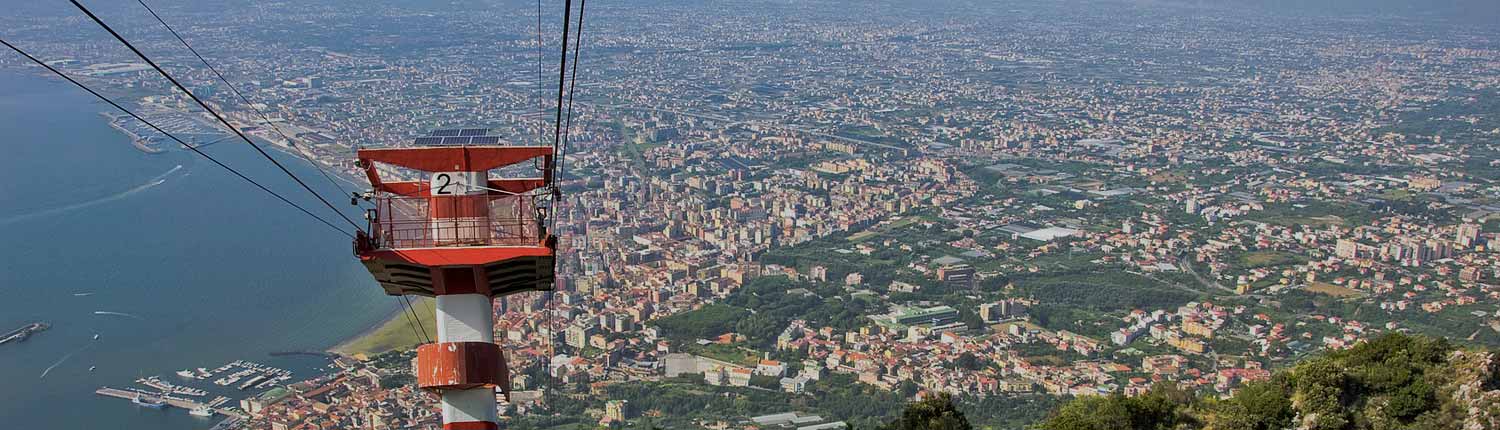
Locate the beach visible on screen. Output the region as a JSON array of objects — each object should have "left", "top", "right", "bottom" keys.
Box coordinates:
[{"left": 329, "top": 297, "right": 437, "bottom": 357}]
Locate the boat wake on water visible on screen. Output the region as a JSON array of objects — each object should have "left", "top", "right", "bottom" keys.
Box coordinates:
[
  {"left": 93, "top": 311, "right": 145, "bottom": 320},
  {"left": 0, "top": 164, "right": 183, "bottom": 226},
  {"left": 40, "top": 343, "right": 94, "bottom": 379}
]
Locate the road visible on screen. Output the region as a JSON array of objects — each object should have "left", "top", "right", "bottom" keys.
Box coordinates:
[{"left": 1179, "top": 258, "right": 1237, "bottom": 294}]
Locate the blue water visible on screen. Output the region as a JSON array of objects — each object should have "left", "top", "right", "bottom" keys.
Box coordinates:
[{"left": 0, "top": 69, "right": 394, "bottom": 429}]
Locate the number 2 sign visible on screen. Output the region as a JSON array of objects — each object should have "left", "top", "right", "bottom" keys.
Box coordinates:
[{"left": 430, "top": 172, "right": 484, "bottom": 196}]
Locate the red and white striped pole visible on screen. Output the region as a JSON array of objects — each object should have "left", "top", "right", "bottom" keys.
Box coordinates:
[
  {"left": 426, "top": 293, "right": 501, "bottom": 429},
  {"left": 416, "top": 171, "right": 506, "bottom": 430}
]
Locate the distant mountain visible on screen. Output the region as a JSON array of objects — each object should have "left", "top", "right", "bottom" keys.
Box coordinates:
[{"left": 1030, "top": 333, "right": 1500, "bottom": 430}]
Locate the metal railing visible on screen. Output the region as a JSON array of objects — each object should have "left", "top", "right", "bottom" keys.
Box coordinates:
[{"left": 370, "top": 194, "right": 543, "bottom": 249}]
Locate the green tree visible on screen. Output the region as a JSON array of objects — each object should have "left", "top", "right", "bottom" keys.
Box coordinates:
[
  {"left": 1206, "top": 379, "right": 1293, "bottom": 430},
  {"left": 898, "top": 380, "right": 921, "bottom": 398},
  {"left": 1040, "top": 395, "right": 1133, "bottom": 430},
  {"left": 953, "top": 352, "right": 981, "bottom": 371},
  {"left": 1038, "top": 384, "right": 1195, "bottom": 430},
  {"left": 881, "top": 393, "right": 972, "bottom": 430},
  {"left": 1039, "top": 333, "right": 1468, "bottom": 430}
]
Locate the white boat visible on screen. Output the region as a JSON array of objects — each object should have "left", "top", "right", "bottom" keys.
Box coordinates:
[
  {"left": 89, "top": 366, "right": 97, "bottom": 372},
  {"left": 132, "top": 394, "right": 167, "bottom": 409},
  {"left": 93, "top": 334, "right": 100, "bottom": 340},
  {"left": 189, "top": 406, "right": 214, "bottom": 417}
]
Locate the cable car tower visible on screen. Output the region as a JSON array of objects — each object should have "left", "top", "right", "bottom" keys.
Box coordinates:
[{"left": 354, "top": 128, "right": 556, "bottom": 430}]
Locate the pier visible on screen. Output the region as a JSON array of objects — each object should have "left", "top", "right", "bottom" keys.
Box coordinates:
[
  {"left": 269, "top": 350, "right": 335, "bottom": 358},
  {"left": 0, "top": 322, "right": 48, "bottom": 346},
  {"left": 101, "top": 113, "right": 165, "bottom": 154},
  {"left": 94, "top": 387, "right": 229, "bottom": 416}
]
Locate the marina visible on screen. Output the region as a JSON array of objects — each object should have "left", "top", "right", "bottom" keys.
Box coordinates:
[
  {"left": 138, "top": 376, "right": 209, "bottom": 397},
  {"left": 210, "top": 360, "right": 293, "bottom": 389},
  {"left": 94, "top": 359, "right": 293, "bottom": 421},
  {"left": 101, "top": 108, "right": 232, "bottom": 155},
  {"left": 103, "top": 112, "right": 165, "bottom": 154},
  {"left": 0, "top": 68, "right": 389, "bottom": 430}
]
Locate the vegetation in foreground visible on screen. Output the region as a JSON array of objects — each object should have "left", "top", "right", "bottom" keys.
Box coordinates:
[
  {"left": 881, "top": 394, "right": 973, "bottom": 430},
  {"left": 1030, "top": 334, "right": 1500, "bottom": 430}
]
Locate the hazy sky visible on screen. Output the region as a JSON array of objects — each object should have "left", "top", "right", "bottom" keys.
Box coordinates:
[
  {"left": 1, "top": 0, "right": 1496, "bottom": 31},
  {"left": 1165, "top": 0, "right": 1500, "bottom": 23}
]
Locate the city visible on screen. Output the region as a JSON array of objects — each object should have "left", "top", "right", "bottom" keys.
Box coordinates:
[{"left": 0, "top": 0, "right": 1498, "bottom": 429}]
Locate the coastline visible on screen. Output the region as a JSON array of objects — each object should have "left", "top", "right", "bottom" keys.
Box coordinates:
[
  {"left": 327, "top": 297, "right": 436, "bottom": 357},
  {"left": 90, "top": 96, "right": 391, "bottom": 356},
  {"left": 326, "top": 300, "right": 406, "bottom": 355},
  {"left": 0, "top": 67, "right": 401, "bottom": 430},
  {"left": 101, "top": 112, "right": 165, "bottom": 154}
]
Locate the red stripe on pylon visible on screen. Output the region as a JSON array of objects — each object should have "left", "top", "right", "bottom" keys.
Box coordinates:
[{"left": 444, "top": 421, "right": 498, "bottom": 430}]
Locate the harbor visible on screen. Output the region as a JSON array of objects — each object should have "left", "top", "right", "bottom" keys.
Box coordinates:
[
  {"left": 208, "top": 360, "right": 294, "bottom": 390},
  {"left": 0, "top": 67, "right": 391, "bottom": 430},
  {"left": 101, "top": 105, "right": 233, "bottom": 155},
  {"left": 0, "top": 322, "right": 48, "bottom": 346},
  {"left": 103, "top": 112, "right": 165, "bottom": 154},
  {"left": 93, "top": 358, "right": 295, "bottom": 423}
]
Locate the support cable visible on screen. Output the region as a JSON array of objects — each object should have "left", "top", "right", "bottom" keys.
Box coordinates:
[
  {"left": 550, "top": 0, "right": 574, "bottom": 151},
  {"left": 555, "top": 0, "right": 588, "bottom": 234},
  {"left": 542, "top": 0, "right": 580, "bottom": 399},
  {"left": 560, "top": 0, "right": 588, "bottom": 174},
  {"left": 396, "top": 297, "right": 424, "bottom": 344},
  {"left": 70, "top": 0, "right": 366, "bottom": 233},
  {"left": 0, "top": 38, "right": 354, "bottom": 239},
  {"left": 135, "top": 0, "right": 364, "bottom": 206},
  {"left": 536, "top": 0, "right": 547, "bottom": 148},
  {"left": 402, "top": 296, "right": 432, "bottom": 344}
]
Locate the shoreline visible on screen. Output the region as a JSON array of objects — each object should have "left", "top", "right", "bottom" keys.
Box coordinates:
[
  {"left": 90, "top": 101, "right": 389, "bottom": 356},
  {"left": 101, "top": 112, "right": 165, "bottom": 154},
  {"left": 325, "top": 300, "right": 407, "bottom": 355}
]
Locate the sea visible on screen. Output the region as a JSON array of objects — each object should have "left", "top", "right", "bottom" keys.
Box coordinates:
[{"left": 0, "top": 68, "right": 395, "bottom": 429}]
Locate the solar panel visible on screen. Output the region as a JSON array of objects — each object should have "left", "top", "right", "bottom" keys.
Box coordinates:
[
  {"left": 413, "top": 137, "right": 445, "bottom": 146},
  {"left": 459, "top": 128, "right": 490, "bottom": 137},
  {"left": 470, "top": 136, "right": 500, "bottom": 144},
  {"left": 442, "top": 137, "right": 472, "bottom": 145},
  {"left": 431, "top": 129, "right": 462, "bottom": 137}
]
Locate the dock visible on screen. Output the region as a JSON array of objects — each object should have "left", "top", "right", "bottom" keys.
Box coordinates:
[
  {"left": 0, "top": 322, "right": 48, "bottom": 346},
  {"left": 101, "top": 113, "right": 165, "bottom": 154},
  {"left": 95, "top": 387, "right": 223, "bottom": 415}
]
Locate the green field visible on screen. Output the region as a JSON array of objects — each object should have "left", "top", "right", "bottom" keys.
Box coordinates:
[
  {"left": 1380, "top": 188, "right": 1415, "bottom": 201},
  {"left": 848, "top": 216, "right": 922, "bottom": 242},
  {"left": 333, "top": 298, "right": 437, "bottom": 357},
  {"left": 681, "top": 342, "right": 763, "bottom": 366},
  {"left": 1234, "top": 250, "right": 1308, "bottom": 269},
  {"left": 1253, "top": 201, "right": 1373, "bottom": 227},
  {"left": 1306, "top": 281, "right": 1364, "bottom": 298},
  {"left": 1011, "top": 270, "right": 1200, "bottom": 312}
]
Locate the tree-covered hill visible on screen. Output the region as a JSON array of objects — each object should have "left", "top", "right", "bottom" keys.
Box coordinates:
[{"left": 1032, "top": 334, "right": 1500, "bottom": 430}]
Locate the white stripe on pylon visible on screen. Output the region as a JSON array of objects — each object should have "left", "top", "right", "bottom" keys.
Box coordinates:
[
  {"left": 435, "top": 293, "right": 498, "bottom": 426},
  {"left": 441, "top": 387, "right": 499, "bottom": 425},
  {"left": 436, "top": 294, "right": 494, "bottom": 343}
]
